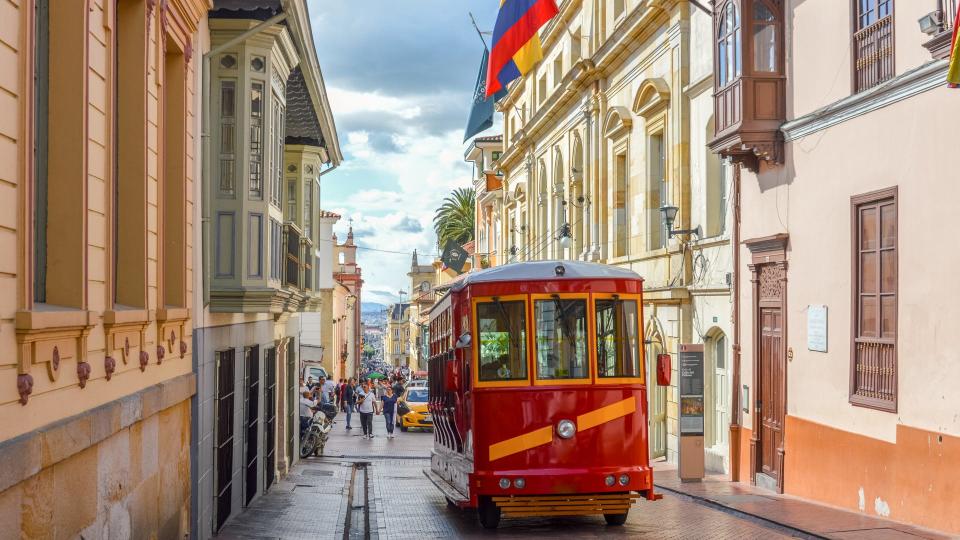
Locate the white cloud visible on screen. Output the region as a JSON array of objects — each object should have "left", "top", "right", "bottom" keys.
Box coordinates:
[{"left": 327, "top": 87, "right": 422, "bottom": 120}]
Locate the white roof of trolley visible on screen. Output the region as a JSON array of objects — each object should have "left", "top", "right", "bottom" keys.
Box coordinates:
[{"left": 452, "top": 260, "right": 642, "bottom": 291}]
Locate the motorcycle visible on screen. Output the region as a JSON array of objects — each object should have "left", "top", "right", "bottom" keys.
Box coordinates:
[{"left": 300, "top": 402, "right": 338, "bottom": 458}]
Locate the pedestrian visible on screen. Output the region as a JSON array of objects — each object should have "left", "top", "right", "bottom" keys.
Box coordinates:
[
  {"left": 392, "top": 377, "right": 404, "bottom": 399},
  {"left": 299, "top": 390, "right": 318, "bottom": 438},
  {"left": 338, "top": 379, "right": 346, "bottom": 410},
  {"left": 322, "top": 376, "right": 336, "bottom": 404},
  {"left": 343, "top": 378, "right": 356, "bottom": 430},
  {"left": 357, "top": 380, "right": 375, "bottom": 439},
  {"left": 380, "top": 386, "right": 399, "bottom": 439}
]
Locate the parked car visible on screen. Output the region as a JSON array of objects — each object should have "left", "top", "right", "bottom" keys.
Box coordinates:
[
  {"left": 302, "top": 365, "right": 329, "bottom": 384},
  {"left": 399, "top": 387, "right": 431, "bottom": 431}
]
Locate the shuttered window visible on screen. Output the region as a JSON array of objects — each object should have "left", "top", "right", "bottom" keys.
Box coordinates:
[{"left": 850, "top": 187, "right": 897, "bottom": 411}]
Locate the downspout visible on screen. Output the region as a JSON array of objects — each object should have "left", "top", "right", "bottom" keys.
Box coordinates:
[
  {"left": 202, "top": 12, "right": 288, "bottom": 305},
  {"left": 729, "top": 162, "right": 742, "bottom": 481}
]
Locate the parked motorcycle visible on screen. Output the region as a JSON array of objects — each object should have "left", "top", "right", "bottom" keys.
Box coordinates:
[{"left": 300, "top": 403, "right": 338, "bottom": 458}]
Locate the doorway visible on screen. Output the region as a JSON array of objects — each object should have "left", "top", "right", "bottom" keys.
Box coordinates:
[
  {"left": 705, "top": 330, "right": 729, "bottom": 473},
  {"left": 243, "top": 345, "right": 260, "bottom": 506},
  {"left": 645, "top": 323, "right": 667, "bottom": 460},
  {"left": 745, "top": 234, "right": 789, "bottom": 493},
  {"left": 213, "top": 349, "right": 236, "bottom": 532},
  {"left": 263, "top": 346, "right": 277, "bottom": 491}
]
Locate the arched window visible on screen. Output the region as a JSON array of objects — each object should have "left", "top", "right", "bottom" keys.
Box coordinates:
[
  {"left": 753, "top": 1, "right": 777, "bottom": 72},
  {"left": 717, "top": 2, "right": 742, "bottom": 87}
]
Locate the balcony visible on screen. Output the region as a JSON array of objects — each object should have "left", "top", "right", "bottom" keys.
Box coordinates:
[
  {"left": 923, "top": 0, "right": 958, "bottom": 59},
  {"left": 854, "top": 15, "right": 895, "bottom": 93}
]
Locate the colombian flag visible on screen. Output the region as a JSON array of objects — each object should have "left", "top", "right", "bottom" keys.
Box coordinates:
[
  {"left": 485, "top": 0, "right": 560, "bottom": 98},
  {"left": 949, "top": 2, "right": 960, "bottom": 87}
]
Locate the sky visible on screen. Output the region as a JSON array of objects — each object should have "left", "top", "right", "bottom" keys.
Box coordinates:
[{"left": 308, "top": 1, "right": 500, "bottom": 306}]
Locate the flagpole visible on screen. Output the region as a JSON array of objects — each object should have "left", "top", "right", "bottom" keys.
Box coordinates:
[{"left": 469, "top": 12, "right": 489, "bottom": 51}]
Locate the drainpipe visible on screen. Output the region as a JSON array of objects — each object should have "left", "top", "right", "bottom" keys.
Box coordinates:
[
  {"left": 201, "top": 12, "right": 288, "bottom": 305},
  {"left": 729, "top": 162, "right": 743, "bottom": 481}
]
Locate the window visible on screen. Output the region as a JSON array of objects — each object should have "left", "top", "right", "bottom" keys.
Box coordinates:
[
  {"left": 851, "top": 187, "right": 897, "bottom": 410},
  {"left": 270, "top": 98, "right": 285, "bottom": 206},
  {"left": 286, "top": 179, "right": 296, "bottom": 221},
  {"left": 571, "top": 27, "right": 582, "bottom": 63},
  {"left": 613, "top": 152, "right": 628, "bottom": 257},
  {"left": 249, "top": 82, "right": 264, "bottom": 199},
  {"left": 717, "top": 2, "right": 742, "bottom": 87},
  {"left": 162, "top": 39, "right": 187, "bottom": 307},
  {"left": 538, "top": 74, "right": 547, "bottom": 105},
  {"left": 477, "top": 299, "right": 528, "bottom": 382},
  {"left": 753, "top": 2, "right": 777, "bottom": 72},
  {"left": 534, "top": 297, "right": 589, "bottom": 380},
  {"left": 613, "top": 0, "right": 626, "bottom": 21},
  {"left": 595, "top": 298, "right": 642, "bottom": 378},
  {"left": 492, "top": 151, "right": 502, "bottom": 162},
  {"left": 34, "top": 0, "right": 49, "bottom": 304},
  {"left": 248, "top": 214, "right": 263, "bottom": 278},
  {"left": 853, "top": 0, "right": 895, "bottom": 92},
  {"left": 553, "top": 55, "right": 563, "bottom": 87},
  {"left": 304, "top": 179, "right": 313, "bottom": 238},
  {"left": 647, "top": 132, "right": 666, "bottom": 250},
  {"left": 218, "top": 81, "right": 236, "bottom": 195},
  {"left": 270, "top": 218, "right": 282, "bottom": 280}
]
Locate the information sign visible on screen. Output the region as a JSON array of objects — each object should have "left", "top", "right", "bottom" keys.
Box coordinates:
[
  {"left": 678, "top": 344, "right": 704, "bottom": 436},
  {"left": 807, "top": 304, "right": 828, "bottom": 352}
]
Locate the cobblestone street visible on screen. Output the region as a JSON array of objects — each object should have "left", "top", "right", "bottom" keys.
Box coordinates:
[{"left": 218, "top": 418, "right": 806, "bottom": 540}]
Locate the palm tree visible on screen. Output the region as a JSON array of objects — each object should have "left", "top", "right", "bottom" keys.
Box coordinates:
[{"left": 433, "top": 187, "right": 475, "bottom": 248}]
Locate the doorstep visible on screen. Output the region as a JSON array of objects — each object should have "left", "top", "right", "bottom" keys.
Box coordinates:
[{"left": 651, "top": 462, "right": 954, "bottom": 540}]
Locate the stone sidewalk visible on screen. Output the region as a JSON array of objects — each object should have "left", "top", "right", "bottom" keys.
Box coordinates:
[{"left": 651, "top": 462, "right": 956, "bottom": 540}]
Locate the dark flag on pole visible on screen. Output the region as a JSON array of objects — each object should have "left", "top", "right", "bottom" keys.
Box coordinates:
[
  {"left": 440, "top": 240, "right": 470, "bottom": 274},
  {"left": 464, "top": 48, "right": 508, "bottom": 142}
]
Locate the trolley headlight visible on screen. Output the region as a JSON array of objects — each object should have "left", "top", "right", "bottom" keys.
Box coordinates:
[
  {"left": 556, "top": 419, "right": 576, "bottom": 439},
  {"left": 618, "top": 474, "right": 630, "bottom": 486},
  {"left": 514, "top": 478, "right": 526, "bottom": 489},
  {"left": 498, "top": 478, "right": 511, "bottom": 489},
  {"left": 604, "top": 475, "right": 616, "bottom": 487}
]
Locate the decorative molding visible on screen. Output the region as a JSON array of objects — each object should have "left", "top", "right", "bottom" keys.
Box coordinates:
[
  {"left": 139, "top": 350, "right": 149, "bottom": 372},
  {"left": 17, "top": 374, "right": 33, "bottom": 405},
  {"left": 104, "top": 356, "right": 117, "bottom": 381},
  {"left": 156, "top": 345, "right": 166, "bottom": 365},
  {"left": 603, "top": 106, "right": 633, "bottom": 140},
  {"left": 77, "top": 362, "right": 91, "bottom": 389},
  {"left": 782, "top": 59, "right": 949, "bottom": 142},
  {"left": 632, "top": 77, "right": 670, "bottom": 118}
]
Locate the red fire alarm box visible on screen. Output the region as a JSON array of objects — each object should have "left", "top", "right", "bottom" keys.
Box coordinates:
[{"left": 657, "top": 353, "right": 672, "bottom": 386}]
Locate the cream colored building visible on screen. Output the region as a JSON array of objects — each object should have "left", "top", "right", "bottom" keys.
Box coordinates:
[
  {"left": 191, "top": 1, "right": 342, "bottom": 536},
  {"left": 384, "top": 302, "right": 411, "bottom": 368},
  {"left": 708, "top": 0, "right": 960, "bottom": 532},
  {"left": 0, "top": 0, "right": 206, "bottom": 537},
  {"left": 492, "top": 0, "right": 731, "bottom": 468}
]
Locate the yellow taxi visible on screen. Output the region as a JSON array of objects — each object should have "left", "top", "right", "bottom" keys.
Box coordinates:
[{"left": 399, "top": 387, "right": 432, "bottom": 431}]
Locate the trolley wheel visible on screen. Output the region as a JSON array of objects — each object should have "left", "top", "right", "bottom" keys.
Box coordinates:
[
  {"left": 604, "top": 511, "right": 629, "bottom": 526},
  {"left": 477, "top": 497, "right": 501, "bottom": 529}
]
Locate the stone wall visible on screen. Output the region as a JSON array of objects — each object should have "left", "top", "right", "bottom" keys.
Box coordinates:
[{"left": 0, "top": 373, "right": 194, "bottom": 539}]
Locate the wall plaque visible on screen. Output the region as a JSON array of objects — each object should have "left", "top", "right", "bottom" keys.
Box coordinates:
[{"left": 807, "top": 304, "right": 828, "bottom": 352}]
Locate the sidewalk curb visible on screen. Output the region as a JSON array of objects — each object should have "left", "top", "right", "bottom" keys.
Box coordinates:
[{"left": 653, "top": 482, "right": 829, "bottom": 540}]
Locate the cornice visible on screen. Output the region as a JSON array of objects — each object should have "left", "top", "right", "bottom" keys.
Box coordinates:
[{"left": 781, "top": 59, "right": 949, "bottom": 142}]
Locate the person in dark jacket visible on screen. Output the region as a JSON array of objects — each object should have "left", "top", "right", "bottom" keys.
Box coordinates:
[{"left": 343, "top": 378, "right": 357, "bottom": 430}]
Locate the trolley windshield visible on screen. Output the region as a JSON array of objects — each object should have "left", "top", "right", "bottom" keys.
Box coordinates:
[{"left": 476, "top": 299, "right": 528, "bottom": 381}]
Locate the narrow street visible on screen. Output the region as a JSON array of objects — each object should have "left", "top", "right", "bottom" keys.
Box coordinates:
[{"left": 218, "top": 420, "right": 804, "bottom": 540}]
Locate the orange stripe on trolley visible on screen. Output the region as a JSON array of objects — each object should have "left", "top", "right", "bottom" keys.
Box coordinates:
[
  {"left": 489, "top": 426, "right": 554, "bottom": 462},
  {"left": 576, "top": 396, "right": 636, "bottom": 432}
]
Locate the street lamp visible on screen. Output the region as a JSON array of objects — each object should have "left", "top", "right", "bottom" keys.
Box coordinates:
[
  {"left": 557, "top": 223, "right": 572, "bottom": 248},
  {"left": 659, "top": 205, "right": 702, "bottom": 239}
]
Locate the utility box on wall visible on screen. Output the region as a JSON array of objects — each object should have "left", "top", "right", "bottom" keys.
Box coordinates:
[{"left": 678, "top": 343, "right": 705, "bottom": 482}]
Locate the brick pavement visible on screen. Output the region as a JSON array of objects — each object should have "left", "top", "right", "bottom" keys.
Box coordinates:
[{"left": 217, "top": 416, "right": 811, "bottom": 539}]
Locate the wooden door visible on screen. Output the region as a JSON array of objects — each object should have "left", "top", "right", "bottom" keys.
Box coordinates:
[
  {"left": 214, "top": 349, "right": 236, "bottom": 532},
  {"left": 758, "top": 308, "right": 784, "bottom": 480}
]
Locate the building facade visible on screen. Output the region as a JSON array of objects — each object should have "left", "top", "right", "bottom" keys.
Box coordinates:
[
  {"left": 468, "top": 135, "right": 505, "bottom": 269},
  {"left": 191, "top": 1, "right": 342, "bottom": 537},
  {"left": 490, "top": 0, "right": 732, "bottom": 469},
  {"left": 332, "top": 227, "right": 363, "bottom": 380},
  {"left": 406, "top": 250, "right": 437, "bottom": 373},
  {"left": 0, "top": 0, "right": 206, "bottom": 537},
  {"left": 709, "top": 0, "right": 960, "bottom": 532}
]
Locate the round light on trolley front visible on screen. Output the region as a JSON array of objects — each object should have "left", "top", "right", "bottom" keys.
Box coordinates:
[
  {"left": 514, "top": 478, "right": 526, "bottom": 489},
  {"left": 556, "top": 419, "right": 576, "bottom": 439},
  {"left": 604, "top": 475, "right": 616, "bottom": 487},
  {"left": 498, "top": 478, "right": 511, "bottom": 490},
  {"left": 618, "top": 474, "right": 630, "bottom": 486}
]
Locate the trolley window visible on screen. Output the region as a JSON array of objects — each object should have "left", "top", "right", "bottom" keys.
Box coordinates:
[
  {"left": 595, "top": 298, "right": 642, "bottom": 378},
  {"left": 476, "top": 299, "right": 528, "bottom": 382},
  {"left": 534, "top": 297, "right": 589, "bottom": 380}
]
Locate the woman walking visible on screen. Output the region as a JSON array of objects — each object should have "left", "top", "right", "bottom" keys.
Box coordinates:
[
  {"left": 380, "top": 386, "right": 399, "bottom": 439},
  {"left": 357, "top": 380, "right": 375, "bottom": 439}
]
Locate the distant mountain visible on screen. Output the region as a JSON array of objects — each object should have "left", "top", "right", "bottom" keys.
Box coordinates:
[{"left": 361, "top": 302, "right": 388, "bottom": 314}]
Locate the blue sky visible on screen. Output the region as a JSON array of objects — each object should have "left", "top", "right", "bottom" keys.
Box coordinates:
[{"left": 308, "top": 0, "right": 499, "bottom": 305}]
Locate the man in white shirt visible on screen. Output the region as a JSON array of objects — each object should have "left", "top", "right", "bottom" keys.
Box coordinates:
[
  {"left": 321, "top": 376, "right": 336, "bottom": 404},
  {"left": 356, "top": 381, "right": 377, "bottom": 438},
  {"left": 299, "top": 390, "right": 318, "bottom": 437}
]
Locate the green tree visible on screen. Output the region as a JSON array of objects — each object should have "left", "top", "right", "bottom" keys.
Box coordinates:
[{"left": 433, "top": 187, "right": 475, "bottom": 248}]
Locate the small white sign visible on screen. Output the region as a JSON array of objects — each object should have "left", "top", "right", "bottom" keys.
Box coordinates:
[{"left": 807, "top": 304, "right": 828, "bottom": 352}]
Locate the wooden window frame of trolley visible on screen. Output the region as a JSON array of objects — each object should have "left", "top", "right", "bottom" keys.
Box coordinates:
[{"left": 470, "top": 292, "right": 645, "bottom": 389}]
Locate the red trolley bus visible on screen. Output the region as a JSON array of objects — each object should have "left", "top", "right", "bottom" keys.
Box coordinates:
[{"left": 424, "top": 260, "right": 661, "bottom": 529}]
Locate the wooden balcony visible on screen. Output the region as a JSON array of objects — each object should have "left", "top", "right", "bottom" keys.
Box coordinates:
[
  {"left": 854, "top": 15, "right": 894, "bottom": 93},
  {"left": 851, "top": 340, "right": 896, "bottom": 411}
]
